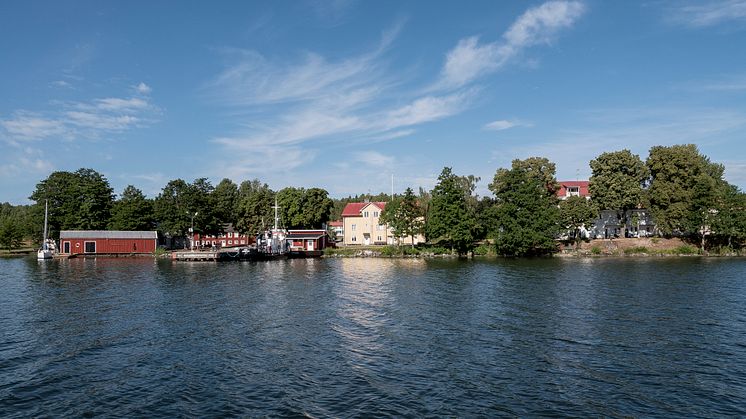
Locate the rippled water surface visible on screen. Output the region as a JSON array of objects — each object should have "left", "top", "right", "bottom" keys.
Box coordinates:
[{"left": 1, "top": 256, "right": 745, "bottom": 417}]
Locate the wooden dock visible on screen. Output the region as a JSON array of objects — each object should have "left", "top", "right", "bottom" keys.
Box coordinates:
[{"left": 172, "top": 250, "right": 224, "bottom": 261}]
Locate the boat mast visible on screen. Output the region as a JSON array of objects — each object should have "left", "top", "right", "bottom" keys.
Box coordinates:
[
  {"left": 42, "top": 200, "right": 49, "bottom": 250},
  {"left": 272, "top": 198, "right": 280, "bottom": 231}
]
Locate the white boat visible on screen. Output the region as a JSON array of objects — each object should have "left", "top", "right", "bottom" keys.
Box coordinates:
[{"left": 37, "top": 200, "right": 54, "bottom": 260}]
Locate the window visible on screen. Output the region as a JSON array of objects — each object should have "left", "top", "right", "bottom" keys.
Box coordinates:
[
  {"left": 228, "top": 240, "right": 233, "bottom": 245},
  {"left": 364, "top": 211, "right": 369, "bottom": 217},
  {"left": 351, "top": 224, "right": 356, "bottom": 231},
  {"left": 377, "top": 236, "right": 382, "bottom": 241},
  {"left": 84, "top": 241, "right": 96, "bottom": 253},
  {"left": 377, "top": 224, "right": 384, "bottom": 231},
  {"left": 374, "top": 211, "right": 379, "bottom": 217},
  {"left": 567, "top": 186, "right": 580, "bottom": 197},
  {"left": 352, "top": 236, "right": 357, "bottom": 242}
]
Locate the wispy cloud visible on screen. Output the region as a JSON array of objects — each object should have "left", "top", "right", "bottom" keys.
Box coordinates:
[
  {"left": 204, "top": 2, "right": 584, "bottom": 191},
  {"left": 483, "top": 119, "right": 532, "bottom": 131},
  {"left": 668, "top": 0, "right": 746, "bottom": 28},
  {"left": 0, "top": 83, "right": 158, "bottom": 144},
  {"left": 51, "top": 80, "right": 72, "bottom": 89},
  {"left": 436, "top": 0, "right": 585, "bottom": 89}
]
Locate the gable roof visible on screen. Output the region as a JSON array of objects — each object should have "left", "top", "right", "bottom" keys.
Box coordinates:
[
  {"left": 557, "top": 181, "right": 590, "bottom": 197},
  {"left": 60, "top": 230, "right": 158, "bottom": 239},
  {"left": 341, "top": 201, "right": 387, "bottom": 217}
]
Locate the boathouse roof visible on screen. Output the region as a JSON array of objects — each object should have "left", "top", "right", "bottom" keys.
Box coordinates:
[{"left": 60, "top": 230, "right": 158, "bottom": 239}]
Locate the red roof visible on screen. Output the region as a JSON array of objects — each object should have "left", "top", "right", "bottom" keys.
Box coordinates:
[
  {"left": 328, "top": 221, "right": 343, "bottom": 227},
  {"left": 557, "top": 181, "right": 590, "bottom": 198},
  {"left": 341, "top": 201, "right": 387, "bottom": 217}
]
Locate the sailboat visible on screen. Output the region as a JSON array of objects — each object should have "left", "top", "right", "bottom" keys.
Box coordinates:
[{"left": 37, "top": 200, "right": 54, "bottom": 260}]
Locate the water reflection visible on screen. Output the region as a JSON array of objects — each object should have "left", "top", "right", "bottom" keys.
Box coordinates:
[{"left": 1, "top": 256, "right": 745, "bottom": 417}]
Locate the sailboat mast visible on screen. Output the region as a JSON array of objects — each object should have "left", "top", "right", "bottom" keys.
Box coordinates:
[
  {"left": 43, "top": 200, "right": 48, "bottom": 241},
  {"left": 42, "top": 200, "right": 49, "bottom": 251}
]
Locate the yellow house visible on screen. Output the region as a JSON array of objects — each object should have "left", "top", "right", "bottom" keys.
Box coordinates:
[{"left": 341, "top": 201, "right": 424, "bottom": 246}]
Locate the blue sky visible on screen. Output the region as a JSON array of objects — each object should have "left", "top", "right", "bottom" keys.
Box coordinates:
[{"left": 2, "top": 0, "right": 746, "bottom": 204}]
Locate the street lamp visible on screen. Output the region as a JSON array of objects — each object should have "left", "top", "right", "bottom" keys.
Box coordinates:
[{"left": 189, "top": 211, "right": 198, "bottom": 250}]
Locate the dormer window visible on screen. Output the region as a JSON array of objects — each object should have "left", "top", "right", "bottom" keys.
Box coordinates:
[{"left": 567, "top": 186, "right": 580, "bottom": 197}]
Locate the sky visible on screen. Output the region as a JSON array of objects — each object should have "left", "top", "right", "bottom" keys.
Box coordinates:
[{"left": 2, "top": 0, "right": 746, "bottom": 204}]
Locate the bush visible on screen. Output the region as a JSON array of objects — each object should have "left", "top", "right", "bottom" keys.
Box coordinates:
[
  {"left": 379, "top": 245, "right": 421, "bottom": 257},
  {"left": 624, "top": 246, "right": 648, "bottom": 254},
  {"left": 153, "top": 247, "right": 170, "bottom": 257},
  {"left": 590, "top": 246, "right": 602, "bottom": 255},
  {"left": 671, "top": 245, "right": 698, "bottom": 255},
  {"left": 473, "top": 244, "right": 491, "bottom": 256}
]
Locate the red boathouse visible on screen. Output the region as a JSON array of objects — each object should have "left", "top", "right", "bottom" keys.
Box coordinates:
[
  {"left": 286, "top": 229, "right": 332, "bottom": 256},
  {"left": 59, "top": 230, "right": 158, "bottom": 255}
]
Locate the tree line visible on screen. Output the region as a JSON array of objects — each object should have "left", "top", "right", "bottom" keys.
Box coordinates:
[
  {"left": 2, "top": 143, "right": 744, "bottom": 255},
  {"left": 380, "top": 144, "right": 746, "bottom": 256}
]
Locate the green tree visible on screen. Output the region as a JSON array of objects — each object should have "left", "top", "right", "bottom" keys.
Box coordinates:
[
  {"left": 425, "top": 167, "right": 476, "bottom": 255},
  {"left": 235, "top": 182, "right": 275, "bottom": 235},
  {"left": 276, "top": 187, "right": 333, "bottom": 229},
  {"left": 212, "top": 178, "right": 239, "bottom": 226},
  {"left": 154, "top": 179, "right": 192, "bottom": 238},
  {"left": 380, "top": 187, "right": 424, "bottom": 247},
  {"left": 109, "top": 185, "right": 155, "bottom": 231},
  {"left": 489, "top": 158, "right": 561, "bottom": 256},
  {"left": 589, "top": 149, "right": 648, "bottom": 236},
  {"left": 711, "top": 184, "right": 746, "bottom": 249},
  {"left": 0, "top": 214, "right": 24, "bottom": 252},
  {"left": 29, "top": 168, "right": 114, "bottom": 237},
  {"left": 647, "top": 144, "right": 726, "bottom": 250},
  {"left": 559, "top": 196, "right": 597, "bottom": 249}
]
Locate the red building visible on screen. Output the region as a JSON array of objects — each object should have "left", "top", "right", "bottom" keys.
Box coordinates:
[
  {"left": 59, "top": 230, "right": 158, "bottom": 255},
  {"left": 286, "top": 229, "right": 332, "bottom": 257},
  {"left": 557, "top": 181, "right": 590, "bottom": 200},
  {"left": 193, "top": 224, "right": 253, "bottom": 248}
]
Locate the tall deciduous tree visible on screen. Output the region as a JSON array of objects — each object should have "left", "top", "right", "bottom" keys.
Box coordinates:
[
  {"left": 589, "top": 149, "right": 648, "bottom": 236},
  {"left": 489, "top": 158, "right": 561, "bottom": 256},
  {"left": 30, "top": 168, "right": 114, "bottom": 237},
  {"left": 0, "top": 214, "right": 24, "bottom": 252},
  {"left": 380, "top": 187, "right": 424, "bottom": 247},
  {"left": 711, "top": 184, "right": 746, "bottom": 249},
  {"left": 109, "top": 186, "right": 155, "bottom": 231},
  {"left": 425, "top": 167, "right": 476, "bottom": 255},
  {"left": 212, "top": 178, "right": 239, "bottom": 226},
  {"left": 647, "top": 144, "right": 725, "bottom": 250},
  {"left": 235, "top": 181, "right": 275, "bottom": 235},
  {"left": 276, "top": 187, "right": 333, "bottom": 229},
  {"left": 154, "top": 179, "right": 192, "bottom": 238}
]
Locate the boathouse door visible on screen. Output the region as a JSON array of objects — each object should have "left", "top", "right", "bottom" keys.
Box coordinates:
[
  {"left": 63, "top": 241, "right": 70, "bottom": 253},
  {"left": 307, "top": 240, "right": 314, "bottom": 251}
]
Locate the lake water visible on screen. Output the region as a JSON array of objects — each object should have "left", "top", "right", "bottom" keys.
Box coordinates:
[{"left": 1, "top": 256, "right": 745, "bottom": 417}]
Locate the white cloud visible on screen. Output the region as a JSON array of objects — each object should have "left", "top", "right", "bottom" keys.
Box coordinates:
[
  {"left": 353, "top": 150, "right": 395, "bottom": 167},
  {"left": 203, "top": 4, "right": 582, "bottom": 193},
  {"left": 437, "top": 0, "right": 585, "bottom": 89},
  {"left": 0, "top": 90, "right": 159, "bottom": 144},
  {"left": 135, "top": 82, "right": 152, "bottom": 95},
  {"left": 669, "top": 0, "right": 746, "bottom": 28},
  {"left": 0, "top": 112, "right": 66, "bottom": 141},
  {"left": 51, "top": 80, "right": 72, "bottom": 89},
  {"left": 483, "top": 119, "right": 527, "bottom": 131},
  {"left": 93, "top": 97, "right": 149, "bottom": 112}
]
